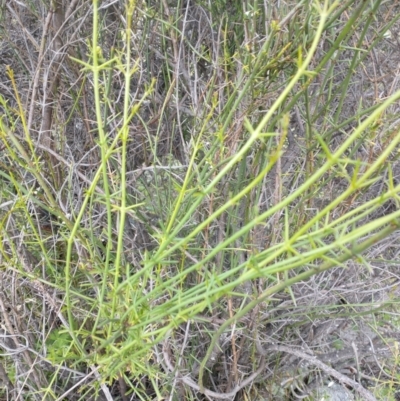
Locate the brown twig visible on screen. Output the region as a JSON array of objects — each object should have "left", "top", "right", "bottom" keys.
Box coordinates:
[
  {"left": 256, "top": 340, "right": 377, "bottom": 401},
  {"left": 163, "top": 339, "right": 265, "bottom": 400}
]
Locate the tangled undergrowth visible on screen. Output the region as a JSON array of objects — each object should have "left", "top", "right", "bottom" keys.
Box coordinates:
[{"left": 1, "top": 1, "right": 400, "bottom": 400}]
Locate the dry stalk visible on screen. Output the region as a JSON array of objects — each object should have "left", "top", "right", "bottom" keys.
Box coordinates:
[
  {"left": 0, "top": 294, "right": 46, "bottom": 399},
  {"left": 163, "top": 337, "right": 265, "bottom": 400},
  {"left": 256, "top": 340, "right": 377, "bottom": 401}
]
